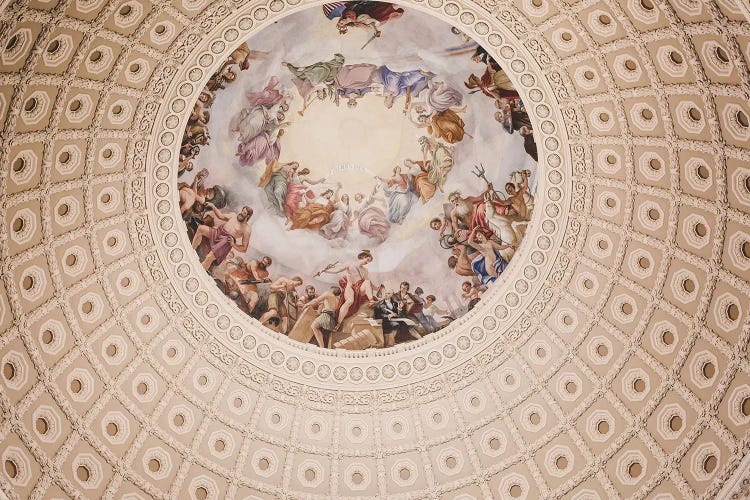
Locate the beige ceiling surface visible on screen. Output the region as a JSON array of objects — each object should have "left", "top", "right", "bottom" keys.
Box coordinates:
[{"left": 1, "top": 0, "right": 750, "bottom": 498}]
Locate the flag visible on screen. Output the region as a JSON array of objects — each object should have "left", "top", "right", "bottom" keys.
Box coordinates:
[{"left": 323, "top": 2, "right": 347, "bottom": 19}]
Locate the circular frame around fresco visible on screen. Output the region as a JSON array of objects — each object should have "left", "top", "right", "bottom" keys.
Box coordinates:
[{"left": 146, "top": 0, "right": 571, "bottom": 389}]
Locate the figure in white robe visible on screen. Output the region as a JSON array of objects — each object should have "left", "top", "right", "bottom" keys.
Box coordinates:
[
  {"left": 353, "top": 184, "right": 390, "bottom": 242},
  {"left": 424, "top": 80, "right": 464, "bottom": 113},
  {"left": 379, "top": 167, "right": 417, "bottom": 224},
  {"left": 229, "top": 104, "right": 277, "bottom": 143},
  {"left": 320, "top": 194, "right": 351, "bottom": 240}
]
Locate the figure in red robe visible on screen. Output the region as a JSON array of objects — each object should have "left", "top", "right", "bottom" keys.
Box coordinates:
[{"left": 316, "top": 250, "right": 377, "bottom": 330}]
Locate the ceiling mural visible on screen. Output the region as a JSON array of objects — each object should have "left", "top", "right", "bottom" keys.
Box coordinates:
[
  {"left": 2, "top": 0, "right": 750, "bottom": 498},
  {"left": 178, "top": 3, "right": 538, "bottom": 349}
]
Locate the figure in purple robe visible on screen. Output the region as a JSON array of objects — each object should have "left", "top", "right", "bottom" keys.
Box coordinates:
[
  {"left": 246, "top": 76, "right": 284, "bottom": 107},
  {"left": 377, "top": 65, "right": 433, "bottom": 109},
  {"left": 425, "top": 80, "right": 463, "bottom": 113},
  {"left": 236, "top": 122, "right": 287, "bottom": 167}
]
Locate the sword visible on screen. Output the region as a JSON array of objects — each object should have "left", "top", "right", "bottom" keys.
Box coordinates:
[{"left": 361, "top": 32, "right": 378, "bottom": 50}]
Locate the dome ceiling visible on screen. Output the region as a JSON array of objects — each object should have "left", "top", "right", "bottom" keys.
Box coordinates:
[{"left": 0, "top": 0, "right": 749, "bottom": 498}]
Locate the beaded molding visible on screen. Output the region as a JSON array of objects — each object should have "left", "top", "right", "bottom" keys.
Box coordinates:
[{"left": 143, "top": 0, "right": 572, "bottom": 388}]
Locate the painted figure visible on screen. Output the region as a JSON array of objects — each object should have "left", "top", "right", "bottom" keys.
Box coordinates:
[
  {"left": 283, "top": 54, "right": 345, "bottom": 115},
  {"left": 425, "top": 80, "right": 463, "bottom": 112},
  {"left": 461, "top": 281, "right": 481, "bottom": 309},
  {"left": 220, "top": 42, "right": 252, "bottom": 73},
  {"left": 317, "top": 250, "right": 377, "bottom": 329},
  {"left": 468, "top": 227, "right": 511, "bottom": 285},
  {"left": 259, "top": 276, "right": 303, "bottom": 333},
  {"left": 421, "top": 136, "right": 453, "bottom": 192},
  {"left": 320, "top": 193, "right": 352, "bottom": 240},
  {"left": 290, "top": 188, "right": 337, "bottom": 230},
  {"left": 179, "top": 168, "right": 209, "bottom": 217},
  {"left": 236, "top": 122, "right": 288, "bottom": 167},
  {"left": 334, "top": 63, "right": 379, "bottom": 107},
  {"left": 192, "top": 204, "right": 253, "bottom": 270},
  {"left": 380, "top": 166, "right": 417, "bottom": 224},
  {"left": 227, "top": 256, "right": 273, "bottom": 314},
  {"left": 423, "top": 294, "right": 451, "bottom": 331},
  {"left": 262, "top": 161, "right": 299, "bottom": 216},
  {"left": 297, "top": 285, "right": 319, "bottom": 308},
  {"left": 302, "top": 286, "right": 342, "bottom": 347},
  {"left": 465, "top": 61, "right": 519, "bottom": 102},
  {"left": 230, "top": 105, "right": 276, "bottom": 144},
  {"left": 377, "top": 65, "right": 433, "bottom": 109},
  {"left": 405, "top": 159, "right": 435, "bottom": 203},
  {"left": 246, "top": 76, "right": 284, "bottom": 107},
  {"left": 323, "top": 1, "right": 404, "bottom": 37},
  {"left": 353, "top": 184, "right": 391, "bottom": 242},
  {"left": 284, "top": 168, "right": 324, "bottom": 220},
  {"left": 408, "top": 81, "right": 469, "bottom": 144},
  {"left": 492, "top": 169, "right": 532, "bottom": 220}
]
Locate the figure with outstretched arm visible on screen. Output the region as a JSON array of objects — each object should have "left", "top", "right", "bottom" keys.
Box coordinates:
[
  {"left": 179, "top": 168, "right": 208, "bottom": 216},
  {"left": 284, "top": 167, "right": 325, "bottom": 221},
  {"left": 482, "top": 169, "right": 531, "bottom": 220},
  {"left": 320, "top": 186, "right": 352, "bottom": 240},
  {"left": 317, "top": 250, "right": 377, "bottom": 331},
  {"left": 467, "top": 226, "right": 512, "bottom": 285},
  {"left": 503, "top": 169, "right": 531, "bottom": 220}
]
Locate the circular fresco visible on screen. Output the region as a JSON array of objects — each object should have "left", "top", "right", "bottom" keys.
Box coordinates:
[{"left": 178, "top": 1, "right": 539, "bottom": 349}]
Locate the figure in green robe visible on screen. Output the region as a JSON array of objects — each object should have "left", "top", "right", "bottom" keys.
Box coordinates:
[{"left": 282, "top": 54, "right": 346, "bottom": 116}]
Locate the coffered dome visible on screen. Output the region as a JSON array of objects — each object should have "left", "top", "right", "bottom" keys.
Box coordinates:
[{"left": 1, "top": 0, "right": 749, "bottom": 498}]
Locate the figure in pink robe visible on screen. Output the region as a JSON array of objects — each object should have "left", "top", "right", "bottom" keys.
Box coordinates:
[
  {"left": 334, "top": 63, "right": 379, "bottom": 106},
  {"left": 237, "top": 123, "right": 286, "bottom": 167},
  {"left": 246, "top": 76, "right": 284, "bottom": 107}
]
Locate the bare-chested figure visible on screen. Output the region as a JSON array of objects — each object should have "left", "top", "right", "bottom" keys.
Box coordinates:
[
  {"left": 259, "top": 276, "right": 303, "bottom": 333},
  {"left": 302, "top": 286, "right": 342, "bottom": 348},
  {"left": 429, "top": 216, "right": 449, "bottom": 239},
  {"left": 192, "top": 204, "right": 253, "bottom": 270},
  {"left": 448, "top": 191, "right": 484, "bottom": 232},
  {"left": 461, "top": 281, "right": 481, "bottom": 310},
  {"left": 318, "top": 250, "right": 377, "bottom": 329},
  {"left": 468, "top": 228, "right": 512, "bottom": 285},
  {"left": 447, "top": 244, "right": 475, "bottom": 277},
  {"left": 496, "top": 170, "right": 531, "bottom": 220},
  {"left": 179, "top": 168, "right": 208, "bottom": 216},
  {"left": 296, "top": 285, "right": 318, "bottom": 309},
  {"left": 228, "top": 256, "right": 272, "bottom": 313}
]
